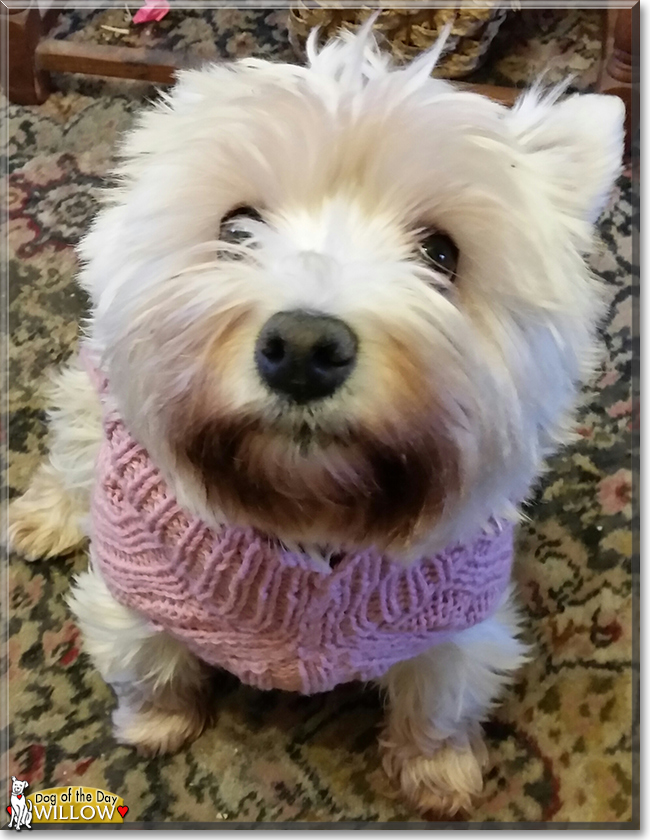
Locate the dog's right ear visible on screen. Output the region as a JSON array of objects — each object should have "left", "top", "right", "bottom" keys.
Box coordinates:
[
  {"left": 11, "top": 776, "right": 16, "bottom": 782},
  {"left": 509, "top": 89, "right": 625, "bottom": 225}
]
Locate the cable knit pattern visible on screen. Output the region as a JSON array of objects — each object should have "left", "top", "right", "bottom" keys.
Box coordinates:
[{"left": 85, "top": 352, "right": 514, "bottom": 694}]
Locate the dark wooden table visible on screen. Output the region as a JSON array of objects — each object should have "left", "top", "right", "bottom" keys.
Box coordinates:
[{"left": 2, "top": 2, "right": 637, "bottom": 154}]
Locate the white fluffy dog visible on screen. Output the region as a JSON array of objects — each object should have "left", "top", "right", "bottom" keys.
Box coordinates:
[{"left": 9, "top": 25, "right": 623, "bottom": 817}]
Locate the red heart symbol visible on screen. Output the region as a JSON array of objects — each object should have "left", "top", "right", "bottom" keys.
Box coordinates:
[
  {"left": 16, "top": 795, "right": 22, "bottom": 800},
  {"left": 117, "top": 806, "right": 128, "bottom": 818},
  {"left": 6, "top": 806, "right": 11, "bottom": 815}
]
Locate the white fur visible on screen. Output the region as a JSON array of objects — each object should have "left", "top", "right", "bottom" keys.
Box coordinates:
[
  {"left": 74, "top": 30, "right": 623, "bottom": 555},
  {"left": 68, "top": 563, "right": 210, "bottom": 755},
  {"left": 7, "top": 357, "right": 101, "bottom": 560},
  {"left": 9, "top": 27, "right": 624, "bottom": 814},
  {"left": 380, "top": 590, "right": 530, "bottom": 814}
]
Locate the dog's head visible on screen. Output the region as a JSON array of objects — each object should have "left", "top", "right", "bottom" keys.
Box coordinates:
[
  {"left": 11, "top": 777, "right": 28, "bottom": 796},
  {"left": 81, "top": 28, "right": 624, "bottom": 556}
]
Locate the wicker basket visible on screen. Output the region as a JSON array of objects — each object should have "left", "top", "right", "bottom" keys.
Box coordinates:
[{"left": 288, "top": 5, "right": 510, "bottom": 79}]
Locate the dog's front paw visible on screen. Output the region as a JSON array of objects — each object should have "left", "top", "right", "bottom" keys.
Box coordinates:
[
  {"left": 112, "top": 697, "right": 208, "bottom": 757},
  {"left": 381, "top": 730, "right": 489, "bottom": 818},
  {"left": 7, "top": 470, "right": 85, "bottom": 561}
]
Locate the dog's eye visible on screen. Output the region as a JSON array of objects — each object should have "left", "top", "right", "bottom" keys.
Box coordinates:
[
  {"left": 418, "top": 231, "right": 459, "bottom": 279},
  {"left": 222, "top": 206, "right": 263, "bottom": 225},
  {"left": 219, "top": 206, "right": 263, "bottom": 245}
]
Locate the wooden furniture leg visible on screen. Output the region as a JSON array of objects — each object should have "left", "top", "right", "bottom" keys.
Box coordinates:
[
  {"left": 3, "top": 5, "right": 51, "bottom": 105},
  {"left": 597, "top": 5, "right": 636, "bottom": 156}
]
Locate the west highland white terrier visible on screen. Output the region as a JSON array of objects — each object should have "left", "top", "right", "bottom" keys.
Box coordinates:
[{"left": 9, "top": 24, "right": 624, "bottom": 816}]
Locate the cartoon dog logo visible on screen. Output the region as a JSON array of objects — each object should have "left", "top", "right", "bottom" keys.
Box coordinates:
[{"left": 7, "top": 777, "right": 32, "bottom": 831}]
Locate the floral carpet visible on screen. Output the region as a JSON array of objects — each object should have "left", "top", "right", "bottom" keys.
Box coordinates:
[{"left": 3, "top": 7, "right": 637, "bottom": 826}]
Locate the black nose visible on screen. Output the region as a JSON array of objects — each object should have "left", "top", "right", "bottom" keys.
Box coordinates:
[{"left": 255, "top": 310, "right": 358, "bottom": 404}]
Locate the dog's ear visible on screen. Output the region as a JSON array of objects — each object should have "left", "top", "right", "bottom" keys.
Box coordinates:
[
  {"left": 11, "top": 776, "right": 15, "bottom": 782},
  {"left": 510, "top": 90, "right": 625, "bottom": 224}
]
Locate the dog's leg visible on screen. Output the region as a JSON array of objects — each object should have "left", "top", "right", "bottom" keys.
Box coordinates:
[
  {"left": 68, "top": 563, "right": 212, "bottom": 755},
  {"left": 379, "top": 590, "right": 529, "bottom": 817},
  {"left": 8, "top": 358, "right": 102, "bottom": 560}
]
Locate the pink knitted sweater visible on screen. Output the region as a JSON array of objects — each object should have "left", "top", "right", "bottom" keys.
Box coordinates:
[{"left": 85, "top": 352, "right": 514, "bottom": 695}]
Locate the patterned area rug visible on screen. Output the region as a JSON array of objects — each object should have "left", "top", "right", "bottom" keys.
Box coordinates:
[{"left": 4, "top": 8, "right": 636, "bottom": 825}]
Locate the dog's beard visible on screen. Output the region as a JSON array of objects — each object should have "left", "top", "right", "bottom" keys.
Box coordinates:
[{"left": 180, "top": 410, "right": 459, "bottom": 552}]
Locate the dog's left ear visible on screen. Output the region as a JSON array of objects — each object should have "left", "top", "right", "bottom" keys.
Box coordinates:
[{"left": 511, "top": 91, "right": 625, "bottom": 225}]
